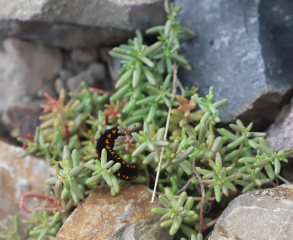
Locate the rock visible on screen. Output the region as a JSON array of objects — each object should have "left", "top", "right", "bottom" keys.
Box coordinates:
[
  {"left": 58, "top": 69, "right": 74, "bottom": 81},
  {"left": 37, "top": 82, "right": 57, "bottom": 98},
  {"left": 100, "top": 47, "right": 120, "bottom": 82},
  {"left": 0, "top": 38, "right": 62, "bottom": 113},
  {"left": 209, "top": 184, "right": 293, "bottom": 240},
  {"left": 2, "top": 103, "right": 42, "bottom": 138},
  {"left": 0, "top": 140, "right": 49, "bottom": 230},
  {"left": 56, "top": 185, "right": 172, "bottom": 240},
  {"left": 54, "top": 78, "right": 66, "bottom": 95},
  {"left": 70, "top": 47, "right": 98, "bottom": 72},
  {"left": 0, "top": 121, "right": 11, "bottom": 140},
  {"left": 176, "top": 0, "right": 293, "bottom": 130},
  {"left": 266, "top": 99, "right": 293, "bottom": 153},
  {"left": 282, "top": 166, "right": 293, "bottom": 183},
  {"left": 265, "top": 99, "right": 293, "bottom": 182},
  {"left": 67, "top": 62, "right": 107, "bottom": 91},
  {"left": 0, "top": 0, "right": 166, "bottom": 48}
]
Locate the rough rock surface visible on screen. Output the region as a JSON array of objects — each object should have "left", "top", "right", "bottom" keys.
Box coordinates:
[
  {"left": 0, "top": 140, "right": 49, "bottom": 229},
  {"left": 56, "top": 184, "right": 173, "bottom": 240},
  {"left": 266, "top": 99, "right": 293, "bottom": 152},
  {"left": 265, "top": 99, "right": 293, "bottom": 182},
  {"left": 176, "top": 0, "right": 293, "bottom": 130},
  {"left": 0, "top": 38, "right": 62, "bottom": 113},
  {"left": 209, "top": 184, "right": 293, "bottom": 240},
  {"left": 0, "top": 0, "right": 165, "bottom": 48},
  {"left": 2, "top": 103, "right": 42, "bottom": 138},
  {"left": 70, "top": 47, "right": 98, "bottom": 72},
  {"left": 67, "top": 62, "right": 107, "bottom": 92}
]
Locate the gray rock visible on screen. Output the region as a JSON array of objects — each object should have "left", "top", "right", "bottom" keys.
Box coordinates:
[
  {"left": 37, "top": 82, "right": 57, "bottom": 98},
  {"left": 100, "top": 47, "right": 121, "bottom": 81},
  {"left": 67, "top": 62, "right": 107, "bottom": 91},
  {"left": 0, "top": 0, "right": 165, "bottom": 48},
  {"left": 266, "top": 99, "right": 293, "bottom": 152},
  {"left": 71, "top": 48, "right": 98, "bottom": 65},
  {"left": 68, "top": 47, "right": 98, "bottom": 72},
  {"left": 265, "top": 99, "right": 293, "bottom": 183},
  {"left": 0, "top": 38, "right": 62, "bottom": 113},
  {"left": 54, "top": 78, "right": 66, "bottom": 95},
  {"left": 176, "top": 0, "right": 293, "bottom": 130},
  {"left": 209, "top": 184, "right": 293, "bottom": 240},
  {"left": 58, "top": 69, "right": 74, "bottom": 81}
]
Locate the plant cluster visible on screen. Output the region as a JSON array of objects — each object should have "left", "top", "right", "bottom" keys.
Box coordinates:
[{"left": 2, "top": 1, "right": 292, "bottom": 240}]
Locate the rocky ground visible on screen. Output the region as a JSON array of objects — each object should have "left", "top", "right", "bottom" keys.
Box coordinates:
[{"left": 1, "top": 0, "right": 293, "bottom": 239}]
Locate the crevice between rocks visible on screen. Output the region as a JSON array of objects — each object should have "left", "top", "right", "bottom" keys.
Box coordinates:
[{"left": 237, "top": 87, "right": 293, "bottom": 131}]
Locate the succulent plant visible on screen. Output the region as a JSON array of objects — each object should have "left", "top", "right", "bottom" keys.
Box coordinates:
[
  {"left": 152, "top": 189, "right": 198, "bottom": 236},
  {"left": 27, "top": 211, "right": 62, "bottom": 240},
  {"left": 0, "top": 215, "right": 29, "bottom": 240},
  {"left": 5, "top": 1, "right": 291, "bottom": 240},
  {"left": 84, "top": 148, "right": 121, "bottom": 196}
]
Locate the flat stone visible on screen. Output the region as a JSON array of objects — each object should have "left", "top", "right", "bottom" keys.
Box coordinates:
[
  {"left": 176, "top": 0, "right": 293, "bottom": 130},
  {"left": 0, "top": 0, "right": 165, "bottom": 48},
  {"left": 209, "top": 184, "right": 293, "bottom": 240},
  {"left": 0, "top": 141, "right": 49, "bottom": 230},
  {"left": 56, "top": 184, "right": 172, "bottom": 240}
]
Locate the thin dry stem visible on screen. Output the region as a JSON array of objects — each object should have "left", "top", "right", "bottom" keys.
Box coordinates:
[
  {"left": 203, "top": 217, "right": 219, "bottom": 231},
  {"left": 276, "top": 174, "right": 291, "bottom": 184},
  {"left": 176, "top": 77, "right": 185, "bottom": 96},
  {"left": 145, "top": 167, "right": 150, "bottom": 188},
  {"left": 193, "top": 158, "right": 205, "bottom": 235},
  {"left": 151, "top": 64, "right": 178, "bottom": 203},
  {"left": 177, "top": 177, "right": 198, "bottom": 194}
]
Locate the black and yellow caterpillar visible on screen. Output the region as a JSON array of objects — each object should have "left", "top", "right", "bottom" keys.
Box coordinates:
[{"left": 96, "top": 127, "right": 138, "bottom": 181}]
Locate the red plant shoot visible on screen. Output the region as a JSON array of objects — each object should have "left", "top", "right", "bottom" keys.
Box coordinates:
[
  {"left": 22, "top": 134, "right": 34, "bottom": 150},
  {"left": 20, "top": 193, "right": 61, "bottom": 214}
]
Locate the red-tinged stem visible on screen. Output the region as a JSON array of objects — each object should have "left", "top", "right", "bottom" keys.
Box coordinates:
[
  {"left": 64, "top": 198, "right": 73, "bottom": 212},
  {"left": 203, "top": 217, "right": 219, "bottom": 231},
  {"left": 31, "top": 207, "right": 59, "bottom": 213},
  {"left": 22, "top": 134, "right": 34, "bottom": 150},
  {"left": 20, "top": 193, "right": 58, "bottom": 214},
  {"left": 102, "top": 115, "right": 107, "bottom": 133},
  {"left": 81, "top": 88, "right": 113, "bottom": 96},
  {"left": 63, "top": 121, "right": 70, "bottom": 143}
]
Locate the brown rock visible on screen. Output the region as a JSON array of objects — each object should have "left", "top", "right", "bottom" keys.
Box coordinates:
[
  {"left": 56, "top": 184, "right": 172, "bottom": 240},
  {"left": 209, "top": 184, "right": 293, "bottom": 240},
  {"left": 2, "top": 103, "right": 42, "bottom": 137},
  {"left": 0, "top": 141, "right": 49, "bottom": 229}
]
